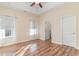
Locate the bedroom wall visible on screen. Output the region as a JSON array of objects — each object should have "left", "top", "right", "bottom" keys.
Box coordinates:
[
  {"left": 0, "top": 5, "right": 38, "bottom": 46},
  {"left": 1, "top": 2, "right": 79, "bottom": 49},
  {"left": 38, "top": 3, "right": 79, "bottom": 49}
]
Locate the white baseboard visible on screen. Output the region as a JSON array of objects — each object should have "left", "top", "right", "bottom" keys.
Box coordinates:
[
  {"left": 74, "top": 46, "right": 79, "bottom": 49},
  {"left": 51, "top": 40, "right": 62, "bottom": 45}
]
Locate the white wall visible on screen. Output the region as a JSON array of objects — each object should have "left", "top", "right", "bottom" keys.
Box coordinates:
[{"left": 0, "top": 5, "right": 38, "bottom": 47}]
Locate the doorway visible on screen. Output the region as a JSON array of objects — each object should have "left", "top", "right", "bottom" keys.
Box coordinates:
[{"left": 45, "top": 21, "right": 51, "bottom": 43}]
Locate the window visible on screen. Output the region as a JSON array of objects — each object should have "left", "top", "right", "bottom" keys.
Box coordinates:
[
  {"left": 0, "top": 16, "right": 16, "bottom": 39},
  {"left": 30, "top": 20, "right": 37, "bottom": 36}
]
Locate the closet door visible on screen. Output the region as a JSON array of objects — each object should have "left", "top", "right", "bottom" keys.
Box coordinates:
[{"left": 62, "top": 15, "right": 76, "bottom": 47}]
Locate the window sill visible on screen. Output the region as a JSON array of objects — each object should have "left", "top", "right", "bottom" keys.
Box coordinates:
[{"left": 0, "top": 36, "right": 16, "bottom": 40}]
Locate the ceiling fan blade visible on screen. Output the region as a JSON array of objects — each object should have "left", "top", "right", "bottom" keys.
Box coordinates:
[
  {"left": 39, "top": 3, "right": 42, "bottom": 8},
  {"left": 30, "top": 2, "right": 35, "bottom": 7}
]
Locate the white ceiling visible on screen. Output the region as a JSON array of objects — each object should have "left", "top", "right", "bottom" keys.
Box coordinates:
[{"left": 0, "top": 2, "right": 64, "bottom": 14}]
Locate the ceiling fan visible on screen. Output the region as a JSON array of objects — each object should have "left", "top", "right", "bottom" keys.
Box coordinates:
[{"left": 30, "top": 2, "right": 43, "bottom": 8}]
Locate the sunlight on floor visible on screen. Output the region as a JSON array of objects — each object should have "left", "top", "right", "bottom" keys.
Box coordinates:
[{"left": 16, "top": 43, "right": 38, "bottom": 56}]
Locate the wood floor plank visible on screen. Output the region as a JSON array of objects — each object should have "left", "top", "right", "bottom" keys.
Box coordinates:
[
  {"left": 68, "top": 48, "right": 77, "bottom": 56},
  {"left": 34, "top": 44, "right": 49, "bottom": 56},
  {"left": 49, "top": 46, "right": 59, "bottom": 55},
  {"left": 0, "top": 39, "right": 79, "bottom": 56},
  {"left": 24, "top": 42, "right": 49, "bottom": 56},
  {"left": 55, "top": 46, "right": 67, "bottom": 56},
  {"left": 51, "top": 46, "right": 62, "bottom": 56},
  {"left": 62, "top": 46, "right": 72, "bottom": 56}
]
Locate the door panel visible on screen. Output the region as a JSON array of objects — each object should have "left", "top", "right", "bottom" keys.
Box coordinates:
[{"left": 62, "top": 15, "right": 76, "bottom": 47}]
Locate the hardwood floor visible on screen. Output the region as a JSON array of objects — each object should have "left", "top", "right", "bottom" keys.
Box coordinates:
[{"left": 0, "top": 39, "right": 79, "bottom": 56}]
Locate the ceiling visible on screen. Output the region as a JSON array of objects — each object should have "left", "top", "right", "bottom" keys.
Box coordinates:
[{"left": 0, "top": 2, "right": 64, "bottom": 14}]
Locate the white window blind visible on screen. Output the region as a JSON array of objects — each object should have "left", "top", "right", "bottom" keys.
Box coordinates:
[{"left": 0, "top": 16, "right": 16, "bottom": 39}]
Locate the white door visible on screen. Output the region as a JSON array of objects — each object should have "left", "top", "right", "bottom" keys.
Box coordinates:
[{"left": 62, "top": 15, "right": 76, "bottom": 47}]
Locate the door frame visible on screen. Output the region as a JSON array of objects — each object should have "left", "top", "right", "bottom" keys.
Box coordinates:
[{"left": 45, "top": 20, "right": 51, "bottom": 42}]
